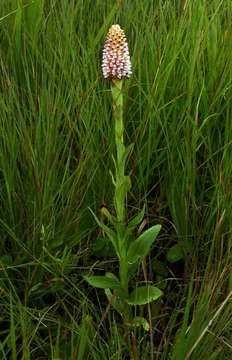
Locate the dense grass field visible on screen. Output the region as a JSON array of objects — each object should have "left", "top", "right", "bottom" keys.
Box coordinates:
[{"left": 0, "top": 0, "right": 232, "bottom": 358}]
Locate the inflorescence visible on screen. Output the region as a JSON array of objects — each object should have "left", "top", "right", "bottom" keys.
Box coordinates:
[{"left": 102, "top": 24, "right": 132, "bottom": 80}]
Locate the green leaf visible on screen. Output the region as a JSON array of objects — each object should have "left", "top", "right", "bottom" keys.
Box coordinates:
[
  {"left": 105, "top": 272, "right": 119, "bottom": 281},
  {"left": 116, "top": 175, "right": 131, "bottom": 194},
  {"left": 101, "top": 207, "right": 117, "bottom": 225},
  {"left": 121, "top": 143, "right": 134, "bottom": 170},
  {"left": 127, "top": 285, "right": 163, "bottom": 305},
  {"left": 127, "top": 224, "right": 161, "bottom": 264},
  {"left": 167, "top": 244, "right": 184, "bottom": 263},
  {"left": 127, "top": 205, "right": 146, "bottom": 231},
  {"left": 126, "top": 316, "right": 150, "bottom": 331},
  {"left": 105, "top": 288, "right": 129, "bottom": 315},
  {"left": 105, "top": 273, "right": 128, "bottom": 299},
  {"left": 89, "top": 208, "right": 118, "bottom": 255},
  {"left": 83, "top": 275, "right": 120, "bottom": 289},
  {"left": 109, "top": 169, "right": 116, "bottom": 186},
  {"left": 114, "top": 175, "right": 131, "bottom": 221},
  {"left": 114, "top": 144, "right": 134, "bottom": 175}
]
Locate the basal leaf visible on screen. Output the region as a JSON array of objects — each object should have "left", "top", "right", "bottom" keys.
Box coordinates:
[
  {"left": 127, "top": 285, "right": 163, "bottom": 305},
  {"left": 83, "top": 275, "right": 120, "bottom": 289}
]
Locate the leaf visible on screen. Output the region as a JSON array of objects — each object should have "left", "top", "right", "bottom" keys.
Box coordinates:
[
  {"left": 114, "top": 176, "right": 131, "bottom": 221},
  {"left": 105, "top": 288, "right": 116, "bottom": 304},
  {"left": 83, "top": 275, "right": 120, "bottom": 289},
  {"left": 127, "top": 224, "right": 161, "bottom": 264},
  {"left": 127, "top": 205, "right": 146, "bottom": 231},
  {"left": 88, "top": 208, "right": 118, "bottom": 255},
  {"left": 127, "top": 285, "right": 163, "bottom": 305},
  {"left": 109, "top": 169, "right": 116, "bottom": 186},
  {"left": 105, "top": 272, "right": 119, "bottom": 281},
  {"left": 166, "top": 244, "right": 184, "bottom": 263},
  {"left": 116, "top": 175, "right": 131, "bottom": 194},
  {"left": 101, "top": 207, "right": 117, "bottom": 225},
  {"left": 105, "top": 273, "right": 128, "bottom": 299},
  {"left": 105, "top": 288, "right": 129, "bottom": 315},
  {"left": 126, "top": 316, "right": 150, "bottom": 331},
  {"left": 121, "top": 143, "right": 134, "bottom": 170}
]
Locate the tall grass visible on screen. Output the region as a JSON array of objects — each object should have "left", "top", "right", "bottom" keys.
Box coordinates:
[{"left": 0, "top": 0, "right": 231, "bottom": 358}]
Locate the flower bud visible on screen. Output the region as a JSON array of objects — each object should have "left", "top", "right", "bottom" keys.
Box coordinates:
[{"left": 102, "top": 24, "right": 131, "bottom": 80}]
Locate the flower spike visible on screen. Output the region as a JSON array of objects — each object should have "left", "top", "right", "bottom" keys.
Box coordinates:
[{"left": 102, "top": 24, "right": 131, "bottom": 80}]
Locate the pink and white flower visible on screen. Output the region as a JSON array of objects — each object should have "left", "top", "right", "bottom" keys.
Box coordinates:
[{"left": 102, "top": 24, "right": 132, "bottom": 80}]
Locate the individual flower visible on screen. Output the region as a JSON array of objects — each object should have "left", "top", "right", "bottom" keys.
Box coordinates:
[{"left": 102, "top": 24, "right": 131, "bottom": 80}]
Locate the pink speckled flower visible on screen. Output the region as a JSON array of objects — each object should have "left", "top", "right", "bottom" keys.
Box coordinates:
[{"left": 102, "top": 24, "right": 131, "bottom": 80}]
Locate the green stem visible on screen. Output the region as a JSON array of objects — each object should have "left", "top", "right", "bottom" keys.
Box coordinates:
[
  {"left": 111, "top": 79, "right": 129, "bottom": 292},
  {"left": 119, "top": 254, "right": 128, "bottom": 293},
  {"left": 111, "top": 80, "right": 126, "bottom": 223}
]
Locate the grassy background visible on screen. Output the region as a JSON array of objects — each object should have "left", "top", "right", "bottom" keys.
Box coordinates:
[{"left": 0, "top": 0, "right": 232, "bottom": 358}]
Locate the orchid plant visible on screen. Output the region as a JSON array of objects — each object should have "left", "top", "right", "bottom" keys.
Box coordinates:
[{"left": 84, "top": 24, "right": 162, "bottom": 341}]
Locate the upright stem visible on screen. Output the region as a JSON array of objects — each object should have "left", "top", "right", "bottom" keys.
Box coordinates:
[
  {"left": 111, "top": 79, "right": 125, "bottom": 223},
  {"left": 111, "top": 79, "right": 128, "bottom": 293}
]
